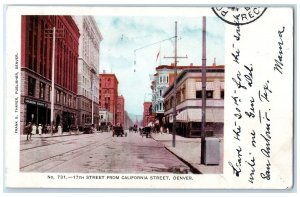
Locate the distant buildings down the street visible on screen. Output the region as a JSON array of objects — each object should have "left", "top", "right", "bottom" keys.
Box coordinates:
[
  {"left": 142, "top": 102, "right": 155, "bottom": 127},
  {"left": 117, "top": 95, "right": 125, "bottom": 127},
  {"left": 99, "top": 72, "right": 119, "bottom": 125}
]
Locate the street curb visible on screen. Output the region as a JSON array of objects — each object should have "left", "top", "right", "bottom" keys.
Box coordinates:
[
  {"left": 24, "top": 132, "right": 84, "bottom": 139},
  {"left": 151, "top": 134, "right": 202, "bottom": 174},
  {"left": 163, "top": 145, "right": 202, "bottom": 174}
]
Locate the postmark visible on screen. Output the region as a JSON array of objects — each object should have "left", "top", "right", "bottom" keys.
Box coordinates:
[{"left": 212, "top": 7, "right": 267, "bottom": 25}]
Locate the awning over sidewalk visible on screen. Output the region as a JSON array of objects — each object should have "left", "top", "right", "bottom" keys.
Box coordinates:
[
  {"left": 169, "top": 108, "right": 224, "bottom": 123},
  {"left": 195, "top": 82, "right": 224, "bottom": 90},
  {"left": 195, "top": 82, "right": 216, "bottom": 90}
]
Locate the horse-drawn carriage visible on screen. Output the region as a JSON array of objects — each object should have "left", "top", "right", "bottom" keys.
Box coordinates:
[
  {"left": 140, "top": 126, "right": 151, "bottom": 138},
  {"left": 112, "top": 126, "right": 127, "bottom": 137},
  {"left": 129, "top": 125, "right": 138, "bottom": 133}
]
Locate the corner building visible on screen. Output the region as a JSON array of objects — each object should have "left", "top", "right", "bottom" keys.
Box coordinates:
[
  {"left": 163, "top": 66, "right": 225, "bottom": 137},
  {"left": 20, "top": 16, "right": 80, "bottom": 133}
]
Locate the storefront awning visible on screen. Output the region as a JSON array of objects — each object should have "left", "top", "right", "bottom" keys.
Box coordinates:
[
  {"left": 169, "top": 108, "right": 224, "bottom": 123},
  {"left": 195, "top": 82, "right": 216, "bottom": 90}
]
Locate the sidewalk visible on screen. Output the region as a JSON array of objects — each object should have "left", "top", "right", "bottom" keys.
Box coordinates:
[
  {"left": 20, "top": 131, "right": 85, "bottom": 140},
  {"left": 151, "top": 133, "right": 223, "bottom": 174}
]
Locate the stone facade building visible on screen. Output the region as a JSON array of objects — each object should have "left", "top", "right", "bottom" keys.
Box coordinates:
[{"left": 72, "top": 16, "right": 103, "bottom": 129}]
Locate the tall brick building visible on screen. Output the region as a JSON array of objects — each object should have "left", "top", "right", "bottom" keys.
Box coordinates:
[
  {"left": 20, "top": 16, "right": 80, "bottom": 133},
  {"left": 117, "top": 95, "right": 125, "bottom": 126},
  {"left": 99, "top": 73, "right": 118, "bottom": 125}
]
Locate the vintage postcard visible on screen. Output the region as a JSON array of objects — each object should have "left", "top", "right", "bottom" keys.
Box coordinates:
[{"left": 3, "top": 5, "right": 294, "bottom": 189}]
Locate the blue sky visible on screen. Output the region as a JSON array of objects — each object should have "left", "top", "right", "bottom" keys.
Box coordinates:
[{"left": 95, "top": 16, "right": 225, "bottom": 118}]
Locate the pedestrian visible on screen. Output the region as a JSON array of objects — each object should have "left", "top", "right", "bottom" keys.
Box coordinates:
[
  {"left": 38, "top": 124, "right": 43, "bottom": 135},
  {"left": 58, "top": 124, "right": 62, "bottom": 135},
  {"left": 52, "top": 124, "right": 56, "bottom": 134},
  {"left": 46, "top": 124, "right": 51, "bottom": 134},
  {"left": 31, "top": 123, "right": 37, "bottom": 135},
  {"left": 26, "top": 122, "right": 32, "bottom": 141}
]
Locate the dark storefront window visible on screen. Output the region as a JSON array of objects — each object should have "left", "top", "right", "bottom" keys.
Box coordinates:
[
  {"left": 196, "top": 90, "right": 201, "bottom": 99},
  {"left": 207, "top": 91, "right": 213, "bottom": 98},
  {"left": 221, "top": 90, "right": 224, "bottom": 99},
  {"left": 196, "top": 90, "right": 214, "bottom": 99},
  {"left": 28, "top": 76, "right": 36, "bottom": 96}
]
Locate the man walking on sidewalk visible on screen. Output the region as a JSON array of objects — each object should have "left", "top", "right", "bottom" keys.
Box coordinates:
[{"left": 26, "top": 122, "right": 32, "bottom": 141}]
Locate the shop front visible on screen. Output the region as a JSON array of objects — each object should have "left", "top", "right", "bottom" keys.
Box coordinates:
[{"left": 25, "top": 98, "right": 50, "bottom": 128}]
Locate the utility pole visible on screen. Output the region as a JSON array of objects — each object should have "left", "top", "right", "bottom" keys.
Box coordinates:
[
  {"left": 201, "top": 16, "right": 207, "bottom": 164},
  {"left": 90, "top": 68, "right": 96, "bottom": 126},
  {"left": 45, "top": 26, "right": 64, "bottom": 135},
  {"left": 164, "top": 21, "right": 187, "bottom": 147}
]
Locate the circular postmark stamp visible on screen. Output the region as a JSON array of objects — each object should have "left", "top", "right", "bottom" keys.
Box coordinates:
[{"left": 212, "top": 7, "right": 267, "bottom": 26}]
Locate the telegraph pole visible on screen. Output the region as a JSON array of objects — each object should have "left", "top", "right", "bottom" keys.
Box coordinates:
[
  {"left": 45, "top": 26, "right": 64, "bottom": 135},
  {"left": 164, "top": 21, "right": 187, "bottom": 147},
  {"left": 90, "top": 68, "right": 96, "bottom": 126},
  {"left": 201, "top": 16, "right": 207, "bottom": 164}
]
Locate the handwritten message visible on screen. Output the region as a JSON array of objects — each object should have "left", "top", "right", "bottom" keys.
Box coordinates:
[{"left": 228, "top": 17, "right": 285, "bottom": 184}]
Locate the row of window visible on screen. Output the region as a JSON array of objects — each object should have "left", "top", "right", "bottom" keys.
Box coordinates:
[
  {"left": 82, "top": 21, "right": 99, "bottom": 68},
  {"left": 26, "top": 16, "right": 78, "bottom": 93},
  {"left": 28, "top": 76, "right": 76, "bottom": 108},
  {"left": 164, "top": 90, "right": 225, "bottom": 111},
  {"left": 158, "top": 75, "right": 169, "bottom": 84},
  {"left": 81, "top": 114, "right": 98, "bottom": 124},
  {"left": 81, "top": 100, "right": 92, "bottom": 112},
  {"left": 154, "top": 102, "right": 164, "bottom": 112}
]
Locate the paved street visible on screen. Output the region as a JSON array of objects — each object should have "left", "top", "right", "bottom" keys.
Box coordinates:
[{"left": 20, "top": 131, "right": 190, "bottom": 173}]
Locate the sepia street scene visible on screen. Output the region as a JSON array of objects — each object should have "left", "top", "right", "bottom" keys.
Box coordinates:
[{"left": 20, "top": 15, "right": 225, "bottom": 174}]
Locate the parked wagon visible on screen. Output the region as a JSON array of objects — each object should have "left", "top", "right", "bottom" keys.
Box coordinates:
[
  {"left": 112, "top": 126, "right": 127, "bottom": 137},
  {"left": 140, "top": 126, "right": 151, "bottom": 138},
  {"left": 129, "top": 125, "right": 138, "bottom": 133}
]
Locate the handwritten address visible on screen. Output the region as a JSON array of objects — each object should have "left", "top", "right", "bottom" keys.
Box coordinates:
[{"left": 228, "top": 19, "right": 285, "bottom": 184}]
